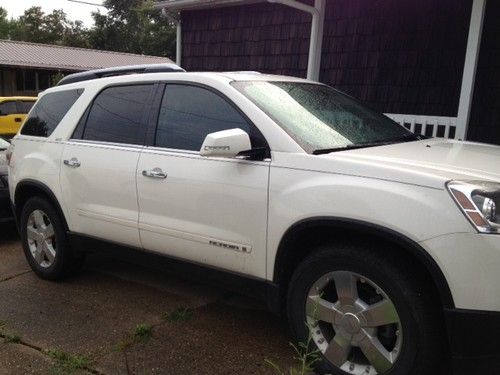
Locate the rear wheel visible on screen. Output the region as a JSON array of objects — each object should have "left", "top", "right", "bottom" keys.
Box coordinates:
[
  {"left": 20, "top": 196, "right": 84, "bottom": 280},
  {"left": 287, "top": 243, "right": 444, "bottom": 375}
]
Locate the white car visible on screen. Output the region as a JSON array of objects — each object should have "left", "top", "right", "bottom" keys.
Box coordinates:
[{"left": 7, "top": 65, "right": 500, "bottom": 375}]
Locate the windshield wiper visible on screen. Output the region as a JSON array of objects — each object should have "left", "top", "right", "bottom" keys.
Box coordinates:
[
  {"left": 313, "top": 133, "right": 425, "bottom": 155},
  {"left": 313, "top": 142, "right": 391, "bottom": 155}
]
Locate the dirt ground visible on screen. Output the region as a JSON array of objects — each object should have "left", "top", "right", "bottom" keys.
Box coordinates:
[{"left": 0, "top": 224, "right": 295, "bottom": 375}]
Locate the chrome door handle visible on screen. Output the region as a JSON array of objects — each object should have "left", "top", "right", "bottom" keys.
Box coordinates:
[
  {"left": 142, "top": 168, "right": 167, "bottom": 179},
  {"left": 63, "top": 158, "right": 81, "bottom": 168}
]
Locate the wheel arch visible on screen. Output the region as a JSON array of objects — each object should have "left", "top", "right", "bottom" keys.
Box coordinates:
[
  {"left": 14, "top": 179, "right": 69, "bottom": 231},
  {"left": 273, "top": 217, "right": 455, "bottom": 309}
]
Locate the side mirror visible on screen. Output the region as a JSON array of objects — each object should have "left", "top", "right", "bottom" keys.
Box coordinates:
[{"left": 200, "top": 128, "right": 251, "bottom": 158}]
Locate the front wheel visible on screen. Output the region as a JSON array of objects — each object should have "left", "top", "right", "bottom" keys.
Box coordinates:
[{"left": 287, "top": 244, "right": 445, "bottom": 375}]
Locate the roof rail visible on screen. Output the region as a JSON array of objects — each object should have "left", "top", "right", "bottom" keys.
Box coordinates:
[
  {"left": 226, "top": 71, "right": 262, "bottom": 75},
  {"left": 56, "top": 63, "right": 185, "bottom": 86}
]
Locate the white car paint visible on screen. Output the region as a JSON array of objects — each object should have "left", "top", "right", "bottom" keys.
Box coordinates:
[{"left": 8, "top": 71, "right": 500, "bottom": 313}]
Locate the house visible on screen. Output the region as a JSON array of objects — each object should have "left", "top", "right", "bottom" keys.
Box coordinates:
[
  {"left": 155, "top": 0, "right": 499, "bottom": 145},
  {"left": 0, "top": 39, "right": 174, "bottom": 97}
]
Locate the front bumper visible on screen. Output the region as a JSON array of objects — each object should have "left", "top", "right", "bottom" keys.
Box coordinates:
[
  {"left": 421, "top": 233, "right": 500, "bottom": 311},
  {"left": 420, "top": 233, "right": 500, "bottom": 374},
  {"left": 445, "top": 308, "right": 500, "bottom": 375}
]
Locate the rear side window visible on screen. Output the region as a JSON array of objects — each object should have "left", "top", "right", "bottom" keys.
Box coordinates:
[
  {"left": 0, "top": 101, "right": 18, "bottom": 116},
  {"left": 21, "top": 90, "right": 82, "bottom": 137},
  {"left": 18, "top": 100, "right": 36, "bottom": 114},
  {"left": 81, "top": 85, "right": 152, "bottom": 145}
]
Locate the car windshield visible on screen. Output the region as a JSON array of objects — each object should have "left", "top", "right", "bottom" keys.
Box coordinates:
[{"left": 232, "top": 81, "right": 419, "bottom": 154}]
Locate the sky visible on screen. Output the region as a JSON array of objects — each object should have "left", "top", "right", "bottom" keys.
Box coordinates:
[{"left": 0, "top": 0, "right": 105, "bottom": 27}]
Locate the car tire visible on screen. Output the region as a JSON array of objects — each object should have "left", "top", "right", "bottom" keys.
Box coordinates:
[
  {"left": 20, "top": 196, "right": 84, "bottom": 280},
  {"left": 287, "top": 242, "right": 445, "bottom": 375}
]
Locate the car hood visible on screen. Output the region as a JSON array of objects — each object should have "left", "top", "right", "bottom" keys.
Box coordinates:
[
  {"left": 301, "top": 139, "right": 500, "bottom": 189},
  {"left": 338, "top": 139, "right": 500, "bottom": 186}
]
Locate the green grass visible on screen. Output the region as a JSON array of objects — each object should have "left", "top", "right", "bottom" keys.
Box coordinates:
[
  {"left": 165, "top": 307, "right": 193, "bottom": 323},
  {"left": 134, "top": 324, "right": 153, "bottom": 340},
  {"left": 3, "top": 333, "right": 21, "bottom": 344},
  {"left": 45, "top": 349, "right": 91, "bottom": 375},
  {"left": 115, "top": 323, "right": 154, "bottom": 352}
]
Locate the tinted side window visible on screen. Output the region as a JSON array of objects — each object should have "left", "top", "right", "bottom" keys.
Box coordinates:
[
  {"left": 156, "top": 85, "right": 264, "bottom": 151},
  {"left": 18, "top": 100, "right": 36, "bottom": 114},
  {"left": 21, "top": 90, "right": 82, "bottom": 137},
  {"left": 0, "top": 101, "right": 18, "bottom": 115},
  {"left": 82, "top": 85, "right": 152, "bottom": 145}
]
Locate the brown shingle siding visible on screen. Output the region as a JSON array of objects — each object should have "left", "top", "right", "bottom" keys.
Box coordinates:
[
  {"left": 182, "top": 0, "right": 471, "bottom": 117},
  {"left": 468, "top": 0, "right": 500, "bottom": 144}
]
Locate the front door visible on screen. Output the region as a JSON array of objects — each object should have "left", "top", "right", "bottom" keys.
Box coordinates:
[
  {"left": 60, "top": 84, "right": 155, "bottom": 247},
  {"left": 137, "top": 83, "right": 270, "bottom": 278}
]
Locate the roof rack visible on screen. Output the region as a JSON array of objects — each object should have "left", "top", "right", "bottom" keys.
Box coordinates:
[{"left": 56, "top": 63, "right": 185, "bottom": 86}]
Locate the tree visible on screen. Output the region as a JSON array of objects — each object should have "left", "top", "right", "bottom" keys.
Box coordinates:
[
  {"left": 8, "top": 6, "right": 89, "bottom": 47},
  {"left": 1, "top": 2, "right": 176, "bottom": 59},
  {"left": 89, "top": 0, "right": 176, "bottom": 58},
  {"left": 0, "top": 7, "right": 12, "bottom": 39}
]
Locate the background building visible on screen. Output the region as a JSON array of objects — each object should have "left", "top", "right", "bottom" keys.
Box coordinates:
[
  {"left": 157, "top": 0, "right": 499, "bottom": 145},
  {"left": 0, "top": 39, "right": 174, "bottom": 97}
]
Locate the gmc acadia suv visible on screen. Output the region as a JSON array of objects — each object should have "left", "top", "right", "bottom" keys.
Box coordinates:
[{"left": 7, "top": 64, "right": 500, "bottom": 375}]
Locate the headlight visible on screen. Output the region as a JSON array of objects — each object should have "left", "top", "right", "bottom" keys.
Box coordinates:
[{"left": 447, "top": 180, "right": 500, "bottom": 234}]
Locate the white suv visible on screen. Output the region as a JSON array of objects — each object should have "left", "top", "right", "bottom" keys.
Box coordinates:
[{"left": 7, "top": 65, "right": 500, "bottom": 375}]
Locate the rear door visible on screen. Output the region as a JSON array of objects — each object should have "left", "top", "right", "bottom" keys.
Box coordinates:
[
  {"left": 137, "top": 83, "right": 270, "bottom": 278},
  {"left": 60, "top": 84, "right": 155, "bottom": 247}
]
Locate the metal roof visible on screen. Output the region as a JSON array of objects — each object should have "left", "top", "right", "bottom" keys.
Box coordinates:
[{"left": 0, "top": 39, "right": 174, "bottom": 72}]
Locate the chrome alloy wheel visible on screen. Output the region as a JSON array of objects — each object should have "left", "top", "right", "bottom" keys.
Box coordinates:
[
  {"left": 26, "top": 209, "right": 57, "bottom": 268},
  {"left": 306, "top": 271, "right": 403, "bottom": 375}
]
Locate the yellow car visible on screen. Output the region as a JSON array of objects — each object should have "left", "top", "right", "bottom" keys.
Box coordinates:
[{"left": 0, "top": 97, "right": 37, "bottom": 138}]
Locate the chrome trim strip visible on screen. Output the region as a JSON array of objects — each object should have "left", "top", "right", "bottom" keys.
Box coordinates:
[
  {"left": 68, "top": 139, "right": 144, "bottom": 151},
  {"left": 141, "top": 146, "right": 271, "bottom": 166},
  {"left": 139, "top": 222, "right": 252, "bottom": 253},
  {"left": 77, "top": 209, "right": 138, "bottom": 228}
]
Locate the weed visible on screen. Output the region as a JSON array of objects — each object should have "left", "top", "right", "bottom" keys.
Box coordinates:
[
  {"left": 115, "top": 323, "right": 153, "bottom": 352},
  {"left": 3, "top": 333, "right": 21, "bottom": 344},
  {"left": 266, "top": 296, "right": 322, "bottom": 375},
  {"left": 165, "top": 307, "right": 193, "bottom": 323},
  {"left": 45, "top": 349, "right": 91, "bottom": 375},
  {"left": 265, "top": 335, "right": 321, "bottom": 375},
  {"left": 134, "top": 324, "right": 153, "bottom": 340}
]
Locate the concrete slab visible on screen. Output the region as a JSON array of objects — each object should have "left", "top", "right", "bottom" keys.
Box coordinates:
[
  {"left": 0, "top": 342, "right": 54, "bottom": 375},
  {"left": 0, "top": 237, "right": 296, "bottom": 374},
  {"left": 0, "top": 227, "right": 30, "bottom": 282},
  {"left": 119, "top": 302, "right": 294, "bottom": 375},
  {"left": 0, "top": 270, "right": 191, "bottom": 359}
]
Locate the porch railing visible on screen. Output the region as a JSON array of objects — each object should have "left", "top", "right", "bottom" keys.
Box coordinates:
[{"left": 385, "top": 114, "right": 461, "bottom": 140}]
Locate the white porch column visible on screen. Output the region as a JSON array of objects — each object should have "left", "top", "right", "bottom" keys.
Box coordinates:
[
  {"left": 268, "top": 0, "right": 326, "bottom": 81},
  {"left": 456, "top": 0, "right": 487, "bottom": 140}
]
